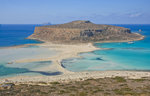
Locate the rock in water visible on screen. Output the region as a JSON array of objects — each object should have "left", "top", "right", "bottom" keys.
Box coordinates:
[{"left": 28, "top": 20, "right": 143, "bottom": 43}]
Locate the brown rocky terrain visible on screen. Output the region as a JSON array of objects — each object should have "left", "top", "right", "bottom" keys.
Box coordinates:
[
  {"left": 1, "top": 77, "right": 150, "bottom": 96},
  {"left": 28, "top": 20, "right": 143, "bottom": 43}
]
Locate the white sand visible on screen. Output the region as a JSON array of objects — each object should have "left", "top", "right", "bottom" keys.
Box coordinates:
[
  {"left": 0, "top": 43, "right": 150, "bottom": 84},
  {"left": 14, "top": 43, "right": 99, "bottom": 74},
  {"left": 0, "top": 71, "right": 150, "bottom": 84}
]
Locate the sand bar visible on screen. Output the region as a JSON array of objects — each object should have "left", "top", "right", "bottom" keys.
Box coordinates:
[{"left": 0, "top": 42, "right": 150, "bottom": 84}]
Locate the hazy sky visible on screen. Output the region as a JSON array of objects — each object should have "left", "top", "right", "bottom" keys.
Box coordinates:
[{"left": 0, "top": 0, "right": 150, "bottom": 24}]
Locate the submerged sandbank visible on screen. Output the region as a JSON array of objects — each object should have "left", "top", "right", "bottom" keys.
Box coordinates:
[
  {"left": 0, "top": 44, "right": 60, "bottom": 77},
  {"left": 14, "top": 43, "right": 99, "bottom": 74},
  {"left": 0, "top": 42, "right": 150, "bottom": 83}
]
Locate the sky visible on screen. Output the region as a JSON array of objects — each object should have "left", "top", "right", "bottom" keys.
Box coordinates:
[{"left": 0, "top": 0, "right": 150, "bottom": 24}]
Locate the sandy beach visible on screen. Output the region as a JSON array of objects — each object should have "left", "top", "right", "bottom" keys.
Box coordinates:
[
  {"left": 0, "top": 70, "right": 150, "bottom": 84},
  {"left": 13, "top": 43, "right": 99, "bottom": 73},
  {"left": 0, "top": 42, "right": 150, "bottom": 84}
]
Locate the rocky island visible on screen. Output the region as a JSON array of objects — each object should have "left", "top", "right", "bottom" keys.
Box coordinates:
[
  {"left": 28, "top": 20, "right": 144, "bottom": 43},
  {"left": 0, "top": 21, "right": 150, "bottom": 96}
]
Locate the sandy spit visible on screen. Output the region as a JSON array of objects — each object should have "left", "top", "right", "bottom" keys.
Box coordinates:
[{"left": 0, "top": 41, "right": 150, "bottom": 84}]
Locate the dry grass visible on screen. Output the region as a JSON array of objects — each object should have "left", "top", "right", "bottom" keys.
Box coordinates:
[{"left": 0, "top": 77, "right": 150, "bottom": 96}]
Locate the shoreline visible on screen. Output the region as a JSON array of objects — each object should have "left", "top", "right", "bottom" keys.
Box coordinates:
[
  {"left": 14, "top": 42, "right": 99, "bottom": 74},
  {"left": 0, "top": 71, "right": 150, "bottom": 84},
  {"left": 0, "top": 36, "right": 150, "bottom": 84},
  {"left": 94, "top": 33, "right": 145, "bottom": 43}
]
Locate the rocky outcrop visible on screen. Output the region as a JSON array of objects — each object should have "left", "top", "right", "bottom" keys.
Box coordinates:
[{"left": 28, "top": 20, "right": 144, "bottom": 43}]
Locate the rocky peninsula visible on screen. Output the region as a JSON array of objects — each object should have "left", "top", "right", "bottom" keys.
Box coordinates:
[
  {"left": 1, "top": 20, "right": 148, "bottom": 93},
  {"left": 28, "top": 20, "right": 144, "bottom": 43}
]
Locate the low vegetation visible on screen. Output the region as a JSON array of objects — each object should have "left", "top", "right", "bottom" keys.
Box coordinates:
[{"left": 0, "top": 77, "right": 150, "bottom": 96}]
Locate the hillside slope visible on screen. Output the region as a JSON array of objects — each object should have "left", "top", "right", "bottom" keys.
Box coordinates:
[{"left": 28, "top": 20, "right": 143, "bottom": 43}]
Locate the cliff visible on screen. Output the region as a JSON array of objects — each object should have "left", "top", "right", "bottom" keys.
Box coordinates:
[{"left": 28, "top": 20, "right": 144, "bottom": 43}]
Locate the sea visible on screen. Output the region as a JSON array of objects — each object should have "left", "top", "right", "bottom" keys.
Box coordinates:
[
  {"left": 0, "top": 24, "right": 59, "bottom": 77},
  {"left": 0, "top": 24, "right": 150, "bottom": 77},
  {"left": 0, "top": 24, "right": 42, "bottom": 47},
  {"left": 62, "top": 24, "right": 150, "bottom": 72}
]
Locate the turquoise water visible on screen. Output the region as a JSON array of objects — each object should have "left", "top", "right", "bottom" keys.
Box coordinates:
[
  {"left": 62, "top": 24, "right": 150, "bottom": 72},
  {"left": 0, "top": 45, "right": 60, "bottom": 77},
  {"left": 0, "top": 61, "right": 50, "bottom": 77},
  {"left": 0, "top": 24, "right": 60, "bottom": 77},
  {"left": 0, "top": 45, "right": 56, "bottom": 63},
  {"left": 0, "top": 60, "right": 62, "bottom": 78}
]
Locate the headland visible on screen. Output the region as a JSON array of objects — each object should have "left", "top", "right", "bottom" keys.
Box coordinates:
[
  {"left": 0, "top": 20, "right": 148, "bottom": 85},
  {"left": 28, "top": 20, "right": 144, "bottom": 44}
]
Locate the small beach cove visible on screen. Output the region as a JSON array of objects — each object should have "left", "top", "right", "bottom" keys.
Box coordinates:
[
  {"left": 1, "top": 1, "right": 150, "bottom": 95},
  {"left": 0, "top": 24, "right": 150, "bottom": 84},
  {"left": 0, "top": 40, "right": 100, "bottom": 79},
  {"left": 1, "top": 39, "right": 150, "bottom": 84}
]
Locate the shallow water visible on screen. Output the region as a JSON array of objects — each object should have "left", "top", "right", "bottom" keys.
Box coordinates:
[
  {"left": 0, "top": 45, "right": 56, "bottom": 63},
  {"left": 0, "top": 24, "right": 63, "bottom": 78},
  {"left": 62, "top": 24, "right": 150, "bottom": 72},
  {"left": 0, "top": 45, "right": 59, "bottom": 77}
]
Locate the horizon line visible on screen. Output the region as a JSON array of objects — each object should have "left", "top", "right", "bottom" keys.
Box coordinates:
[{"left": 1, "top": 23, "right": 150, "bottom": 25}]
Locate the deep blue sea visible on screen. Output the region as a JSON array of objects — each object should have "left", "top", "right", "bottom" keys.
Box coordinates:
[
  {"left": 0, "top": 24, "right": 42, "bottom": 47},
  {"left": 62, "top": 24, "right": 150, "bottom": 71}
]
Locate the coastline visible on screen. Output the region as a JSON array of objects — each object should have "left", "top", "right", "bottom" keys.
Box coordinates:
[
  {"left": 14, "top": 42, "right": 99, "bottom": 74},
  {"left": 94, "top": 33, "right": 145, "bottom": 43},
  {"left": 0, "top": 35, "right": 150, "bottom": 84},
  {"left": 0, "top": 71, "right": 150, "bottom": 84}
]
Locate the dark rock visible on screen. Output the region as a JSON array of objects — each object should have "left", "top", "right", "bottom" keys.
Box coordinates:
[
  {"left": 0, "top": 83, "right": 15, "bottom": 90},
  {"left": 7, "top": 62, "right": 13, "bottom": 64},
  {"left": 96, "top": 58, "right": 103, "bottom": 60}
]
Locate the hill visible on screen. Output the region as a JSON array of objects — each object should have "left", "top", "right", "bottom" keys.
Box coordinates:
[{"left": 28, "top": 20, "right": 143, "bottom": 43}]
